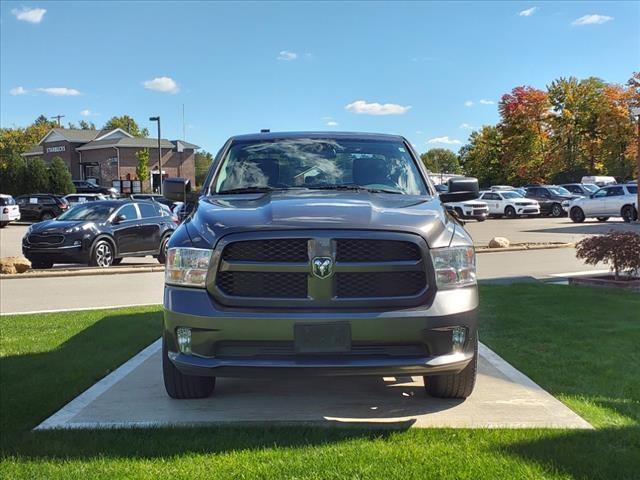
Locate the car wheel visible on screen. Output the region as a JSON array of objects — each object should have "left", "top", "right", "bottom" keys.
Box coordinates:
[
  {"left": 504, "top": 206, "right": 516, "bottom": 219},
  {"left": 156, "top": 236, "right": 170, "bottom": 264},
  {"left": 622, "top": 205, "right": 638, "bottom": 223},
  {"left": 162, "top": 335, "right": 215, "bottom": 399},
  {"left": 570, "top": 207, "right": 585, "bottom": 223},
  {"left": 89, "top": 239, "right": 114, "bottom": 267},
  {"left": 0, "top": 221, "right": 7, "bottom": 228},
  {"left": 550, "top": 203, "right": 563, "bottom": 217},
  {"left": 424, "top": 337, "right": 477, "bottom": 399},
  {"left": 112, "top": 258, "right": 123, "bottom": 265},
  {"left": 40, "top": 212, "right": 54, "bottom": 221},
  {"left": 596, "top": 217, "right": 609, "bottom": 222}
]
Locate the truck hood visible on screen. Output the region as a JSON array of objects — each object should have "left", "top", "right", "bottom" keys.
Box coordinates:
[{"left": 185, "top": 191, "right": 463, "bottom": 249}]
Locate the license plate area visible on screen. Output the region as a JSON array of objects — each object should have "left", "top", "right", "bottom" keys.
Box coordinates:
[{"left": 294, "top": 323, "right": 351, "bottom": 353}]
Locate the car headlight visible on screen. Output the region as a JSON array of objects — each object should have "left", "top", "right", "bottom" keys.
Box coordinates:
[
  {"left": 165, "top": 247, "right": 212, "bottom": 288},
  {"left": 430, "top": 246, "right": 476, "bottom": 289}
]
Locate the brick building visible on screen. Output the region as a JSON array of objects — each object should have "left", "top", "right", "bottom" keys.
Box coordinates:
[{"left": 22, "top": 128, "right": 198, "bottom": 192}]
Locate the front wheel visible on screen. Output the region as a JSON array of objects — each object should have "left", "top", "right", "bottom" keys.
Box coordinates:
[
  {"left": 156, "top": 236, "right": 170, "bottom": 264},
  {"left": 424, "top": 338, "right": 477, "bottom": 399},
  {"left": 570, "top": 207, "right": 585, "bottom": 223},
  {"left": 622, "top": 205, "right": 638, "bottom": 223},
  {"left": 162, "top": 336, "right": 215, "bottom": 399},
  {"left": 89, "top": 239, "right": 114, "bottom": 267},
  {"left": 550, "top": 203, "right": 563, "bottom": 217}
]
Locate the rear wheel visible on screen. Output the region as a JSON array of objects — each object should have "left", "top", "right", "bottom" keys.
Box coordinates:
[
  {"left": 89, "top": 239, "right": 114, "bottom": 267},
  {"left": 504, "top": 206, "right": 516, "bottom": 219},
  {"left": 156, "top": 236, "right": 170, "bottom": 264},
  {"left": 622, "top": 205, "right": 638, "bottom": 223},
  {"left": 424, "top": 338, "right": 477, "bottom": 399},
  {"left": 596, "top": 217, "right": 609, "bottom": 222},
  {"left": 162, "top": 335, "right": 215, "bottom": 399},
  {"left": 550, "top": 203, "right": 563, "bottom": 217},
  {"left": 570, "top": 207, "right": 585, "bottom": 223}
]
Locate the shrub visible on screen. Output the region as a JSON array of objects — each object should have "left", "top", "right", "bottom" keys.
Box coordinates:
[
  {"left": 0, "top": 154, "right": 26, "bottom": 196},
  {"left": 22, "top": 157, "right": 50, "bottom": 194},
  {"left": 48, "top": 156, "right": 75, "bottom": 195},
  {"left": 575, "top": 231, "right": 640, "bottom": 280}
]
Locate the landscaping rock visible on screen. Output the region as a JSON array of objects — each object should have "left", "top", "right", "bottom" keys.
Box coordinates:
[
  {"left": 488, "top": 237, "right": 510, "bottom": 248},
  {"left": 0, "top": 256, "right": 32, "bottom": 274}
]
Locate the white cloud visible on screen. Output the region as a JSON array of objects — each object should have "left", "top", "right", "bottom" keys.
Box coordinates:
[
  {"left": 11, "top": 7, "right": 46, "bottom": 24},
  {"left": 459, "top": 123, "right": 475, "bottom": 129},
  {"left": 519, "top": 7, "right": 538, "bottom": 17},
  {"left": 345, "top": 100, "right": 411, "bottom": 115},
  {"left": 464, "top": 100, "right": 474, "bottom": 107},
  {"left": 36, "top": 87, "right": 82, "bottom": 96},
  {"left": 9, "top": 86, "right": 27, "bottom": 96},
  {"left": 277, "top": 50, "right": 298, "bottom": 61},
  {"left": 479, "top": 99, "right": 495, "bottom": 105},
  {"left": 326, "top": 120, "right": 339, "bottom": 127},
  {"left": 571, "top": 14, "right": 613, "bottom": 26},
  {"left": 143, "top": 76, "right": 179, "bottom": 94},
  {"left": 80, "top": 109, "right": 92, "bottom": 116},
  {"left": 427, "top": 136, "right": 462, "bottom": 145}
]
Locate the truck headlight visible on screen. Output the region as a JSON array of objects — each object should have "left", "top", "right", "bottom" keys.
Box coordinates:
[
  {"left": 430, "top": 246, "right": 476, "bottom": 288},
  {"left": 165, "top": 247, "right": 212, "bottom": 288}
]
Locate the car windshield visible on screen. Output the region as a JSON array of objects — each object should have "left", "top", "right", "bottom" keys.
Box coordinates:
[
  {"left": 57, "top": 203, "right": 116, "bottom": 221},
  {"left": 548, "top": 186, "right": 571, "bottom": 196},
  {"left": 212, "top": 138, "right": 427, "bottom": 195},
  {"left": 582, "top": 184, "right": 598, "bottom": 193},
  {"left": 501, "top": 192, "right": 522, "bottom": 199}
]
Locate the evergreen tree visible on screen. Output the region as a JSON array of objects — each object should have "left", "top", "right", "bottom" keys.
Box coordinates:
[{"left": 49, "top": 157, "right": 76, "bottom": 195}]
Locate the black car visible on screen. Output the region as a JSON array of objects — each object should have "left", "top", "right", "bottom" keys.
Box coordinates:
[
  {"left": 22, "top": 199, "right": 176, "bottom": 269},
  {"left": 524, "top": 185, "right": 579, "bottom": 217},
  {"left": 560, "top": 183, "right": 599, "bottom": 197},
  {"left": 130, "top": 194, "right": 175, "bottom": 208},
  {"left": 72, "top": 180, "right": 117, "bottom": 197},
  {"left": 15, "top": 194, "right": 70, "bottom": 221}
]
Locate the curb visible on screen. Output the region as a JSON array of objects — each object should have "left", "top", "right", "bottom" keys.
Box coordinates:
[
  {"left": 1, "top": 265, "right": 165, "bottom": 280},
  {"left": 476, "top": 242, "right": 574, "bottom": 254}
]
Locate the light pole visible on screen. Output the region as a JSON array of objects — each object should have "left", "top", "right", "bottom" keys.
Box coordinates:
[
  {"left": 631, "top": 107, "right": 640, "bottom": 223},
  {"left": 149, "top": 116, "right": 162, "bottom": 194}
]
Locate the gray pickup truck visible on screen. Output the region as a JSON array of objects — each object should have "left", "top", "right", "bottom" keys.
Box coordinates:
[{"left": 162, "top": 132, "right": 480, "bottom": 400}]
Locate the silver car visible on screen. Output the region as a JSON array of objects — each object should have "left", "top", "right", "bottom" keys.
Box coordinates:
[{"left": 568, "top": 184, "right": 638, "bottom": 223}]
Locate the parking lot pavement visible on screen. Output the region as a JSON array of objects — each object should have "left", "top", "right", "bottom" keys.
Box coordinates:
[
  {"left": 36, "top": 340, "right": 591, "bottom": 430},
  {"left": 465, "top": 216, "right": 639, "bottom": 246}
]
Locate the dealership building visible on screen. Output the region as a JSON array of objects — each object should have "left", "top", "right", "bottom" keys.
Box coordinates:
[{"left": 22, "top": 128, "right": 199, "bottom": 192}]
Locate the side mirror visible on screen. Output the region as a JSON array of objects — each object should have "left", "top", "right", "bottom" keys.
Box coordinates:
[
  {"left": 112, "top": 214, "right": 126, "bottom": 224},
  {"left": 439, "top": 177, "right": 479, "bottom": 203},
  {"left": 163, "top": 177, "right": 199, "bottom": 203}
]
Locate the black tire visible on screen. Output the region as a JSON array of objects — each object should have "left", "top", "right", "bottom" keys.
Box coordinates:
[
  {"left": 596, "top": 217, "right": 609, "bottom": 222},
  {"left": 504, "top": 206, "right": 516, "bottom": 219},
  {"left": 550, "top": 203, "right": 563, "bottom": 217},
  {"left": 162, "top": 335, "right": 215, "bottom": 399},
  {"left": 112, "top": 258, "right": 123, "bottom": 265},
  {"left": 622, "top": 205, "right": 638, "bottom": 223},
  {"left": 156, "top": 235, "right": 170, "bottom": 264},
  {"left": 40, "top": 211, "right": 54, "bottom": 221},
  {"left": 570, "top": 207, "right": 585, "bottom": 223},
  {"left": 89, "top": 239, "right": 114, "bottom": 267},
  {"left": 424, "top": 338, "right": 477, "bottom": 399},
  {"left": 30, "top": 259, "right": 54, "bottom": 269},
  {"left": 0, "top": 221, "right": 7, "bottom": 228}
]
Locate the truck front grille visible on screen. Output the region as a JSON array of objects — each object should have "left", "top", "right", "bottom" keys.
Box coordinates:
[{"left": 211, "top": 232, "right": 430, "bottom": 308}]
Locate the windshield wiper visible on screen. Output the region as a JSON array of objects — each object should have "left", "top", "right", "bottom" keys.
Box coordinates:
[
  {"left": 306, "top": 184, "right": 402, "bottom": 194},
  {"left": 217, "top": 186, "right": 275, "bottom": 195}
]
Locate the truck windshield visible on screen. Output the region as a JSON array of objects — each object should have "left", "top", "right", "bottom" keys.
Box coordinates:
[
  {"left": 57, "top": 203, "right": 116, "bottom": 221},
  {"left": 212, "top": 138, "right": 427, "bottom": 195}
]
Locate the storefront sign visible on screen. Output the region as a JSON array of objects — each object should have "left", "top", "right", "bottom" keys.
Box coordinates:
[{"left": 46, "top": 146, "right": 66, "bottom": 153}]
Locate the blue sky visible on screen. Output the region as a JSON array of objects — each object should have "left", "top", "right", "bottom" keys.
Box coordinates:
[{"left": 1, "top": 1, "right": 638, "bottom": 154}]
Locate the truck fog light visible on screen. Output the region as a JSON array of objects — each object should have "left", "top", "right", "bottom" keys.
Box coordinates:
[
  {"left": 176, "top": 327, "right": 192, "bottom": 354},
  {"left": 452, "top": 326, "right": 466, "bottom": 350}
]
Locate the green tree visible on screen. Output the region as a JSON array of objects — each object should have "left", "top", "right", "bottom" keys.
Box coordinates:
[
  {"left": 0, "top": 154, "right": 26, "bottom": 196},
  {"left": 459, "top": 126, "right": 505, "bottom": 187},
  {"left": 420, "top": 148, "right": 461, "bottom": 174},
  {"left": 135, "top": 148, "right": 150, "bottom": 192},
  {"left": 104, "top": 115, "right": 149, "bottom": 137},
  {"left": 195, "top": 151, "right": 214, "bottom": 186},
  {"left": 22, "top": 157, "right": 50, "bottom": 194},
  {"left": 48, "top": 157, "right": 75, "bottom": 195},
  {"left": 79, "top": 120, "right": 96, "bottom": 130}
]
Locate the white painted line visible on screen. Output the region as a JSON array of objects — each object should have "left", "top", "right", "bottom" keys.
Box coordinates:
[
  {"left": 1, "top": 303, "right": 161, "bottom": 316},
  {"left": 548, "top": 269, "right": 609, "bottom": 278},
  {"left": 35, "top": 338, "right": 162, "bottom": 430}
]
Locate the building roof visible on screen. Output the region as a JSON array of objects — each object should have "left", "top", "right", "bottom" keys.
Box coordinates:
[
  {"left": 75, "top": 137, "right": 186, "bottom": 151},
  {"left": 22, "top": 145, "right": 44, "bottom": 157},
  {"left": 38, "top": 128, "right": 109, "bottom": 144}
]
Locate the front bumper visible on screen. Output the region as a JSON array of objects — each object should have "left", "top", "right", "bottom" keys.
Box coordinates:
[
  {"left": 164, "top": 285, "right": 478, "bottom": 377},
  {"left": 22, "top": 244, "right": 89, "bottom": 263}
]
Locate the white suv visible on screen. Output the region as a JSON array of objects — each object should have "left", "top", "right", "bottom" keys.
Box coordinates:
[
  {"left": 568, "top": 184, "right": 638, "bottom": 223},
  {"left": 0, "top": 194, "right": 20, "bottom": 228},
  {"left": 479, "top": 191, "right": 540, "bottom": 218}
]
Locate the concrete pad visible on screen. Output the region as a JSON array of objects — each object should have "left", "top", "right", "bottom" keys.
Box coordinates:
[{"left": 36, "top": 340, "right": 592, "bottom": 430}]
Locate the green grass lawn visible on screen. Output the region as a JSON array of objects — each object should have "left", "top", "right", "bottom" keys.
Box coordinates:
[{"left": 1, "top": 284, "right": 639, "bottom": 479}]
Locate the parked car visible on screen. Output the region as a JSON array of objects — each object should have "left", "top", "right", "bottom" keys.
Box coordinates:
[
  {"left": 560, "top": 183, "right": 599, "bottom": 197},
  {"left": 161, "top": 131, "right": 481, "bottom": 400},
  {"left": 0, "top": 194, "right": 21, "bottom": 228},
  {"left": 15, "top": 194, "right": 69, "bottom": 221},
  {"left": 64, "top": 193, "right": 108, "bottom": 206},
  {"left": 490, "top": 185, "right": 514, "bottom": 192},
  {"left": 130, "top": 194, "right": 176, "bottom": 208},
  {"left": 443, "top": 199, "right": 489, "bottom": 221},
  {"left": 524, "top": 186, "right": 579, "bottom": 217},
  {"left": 22, "top": 199, "right": 175, "bottom": 269},
  {"left": 568, "top": 184, "right": 638, "bottom": 223},
  {"left": 479, "top": 190, "right": 540, "bottom": 218},
  {"left": 581, "top": 175, "right": 617, "bottom": 187},
  {"left": 72, "top": 180, "right": 118, "bottom": 197}
]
